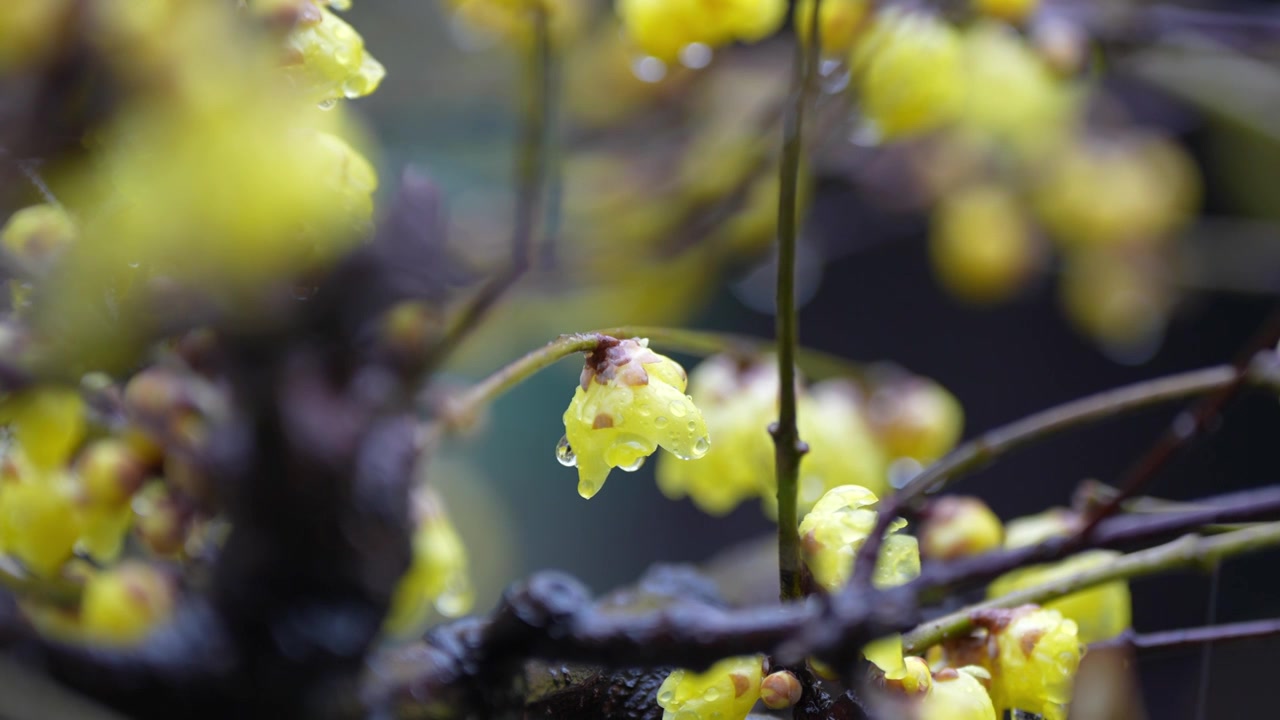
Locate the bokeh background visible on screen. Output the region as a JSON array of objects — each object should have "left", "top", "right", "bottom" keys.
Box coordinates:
[{"left": 346, "top": 2, "right": 1280, "bottom": 717}]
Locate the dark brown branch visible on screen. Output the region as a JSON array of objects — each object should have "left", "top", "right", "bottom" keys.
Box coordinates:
[{"left": 1090, "top": 618, "right": 1280, "bottom": 653}]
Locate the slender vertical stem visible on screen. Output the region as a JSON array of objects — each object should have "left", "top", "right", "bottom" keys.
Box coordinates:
[
  {"left": 772, "top": 4, "right": 823, "bottom": 602},
  {"left": 433, "top": 5, "right": 553, "bottom": 360}
]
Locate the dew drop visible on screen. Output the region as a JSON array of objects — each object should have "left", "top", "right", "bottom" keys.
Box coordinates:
[
  {"left": 686, "top": 421, "right": 696, "bottom": 431},
  {"left": 655, "top": 416, "right": 669, "bottom": 428},
  {"left": 127, "top": 261, "right": 141, "bottom": 269},
  {"left": 334, "top": 49, "right": 353, "bottom": 66},
  {"left": 658, "top": 689, "right": 675, "bottom": 704},
  {"left": 638, "top": 406, "right": 651, "bottom": 417},
  {"left": 702, "top": 686, "right": 721, "bottom": 702},
  {"left": 555, "top": 435, "right": 577, "bottom": 467},
  {"left": 693, "top": 437, "right": 710, "bottom": 456},
  {"left": 631, "top": 55, "right": 667, "bottom": 83},
  {"left": 678, "top": 42, "right": 713, "bottom": 69},
  {"left": 342, "top": 78, "right": 365, "bottom": 99},
  {"left": 317, "top": 98, "right": 339, "bottom": 111},
  {"left": 668, "top": 402, "right": 687, "bottom": 418},
  {"left": 578, "top": 479, "right": 598, "bottom": 499},
  {"left": 618, "top": 456, "right": 646, "bottom": 473}
]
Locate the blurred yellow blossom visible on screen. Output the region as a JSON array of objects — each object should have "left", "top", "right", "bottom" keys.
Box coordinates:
[
  {"left": 798, "top": 484, "right": 920, "bottom": 591},
  {"left": 656, "top": 655, "right": 764, "bottom": 720},
  {"left": 618, "top": 0, "right": 786, "bottom": 64},
  {"left": 385, "top": 489, "right": 475, "bottom": 637},
  {"left": 989, "top": 550, "right": 1132, "bottom": 643}
]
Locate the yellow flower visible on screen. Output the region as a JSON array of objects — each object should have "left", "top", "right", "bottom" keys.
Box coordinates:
[
  {"left": 919, "top": 495, "right": 1004, "bottom": 561},
  {"left": 79, "top": 562, "right": 176, "bottom": 645},
  {"left": 561, "top": 338, "right": 709, "bottom": 499},
  {"left": 0, "top": 386, "right": 87, "bottom": 471},
  {"left": 1, "top": 204, "right": 77, "bottom": 272},
  {"left": 656, "top": 655, "right": 764, "bottom": 720},
  {"left": 798, "top": 484, "right": 920, "bottom": 591},
  {"left": 929, "top": 183, "right": 1038, "bottom": 305},
  {"left": 656, "top": 357, "right": 886, "bottom": 517},
  {"left": 796, "top": 0, "right": 870, "bottom": 57},
  {"left": 275, "top": 4, "right": 386, "bottom": 102},
  {"left": 920, "top": 666, "right": 997, "bottom": 720},
  {"left": 618, "top": 0, "right": 786, "bottom": 64},
  {"left": 973, "top": 0, "right": 1040, "bottom": 24},
  {"left": 976, "top": 606, "right": 1084, "bottom": 720},
  {"left": 988, "top": 550, "right": 1131, "bottom": 643},
  {"left": 0, "top": 475, "right": 82, "bottom": 577},
  {"left": 853, "top": 10, "right": 965, "bottom": 140},
  {"left": 384, "top": 489, "right": 475, "bottom": 638},
  {"left": 865, "top": 372, "right": 963, "bottom": 464}
]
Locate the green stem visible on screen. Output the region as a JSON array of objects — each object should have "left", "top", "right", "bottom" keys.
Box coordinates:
[
  {"left": 771, "top": 0, "right": 822, "bottom": 603},
  {"left": 901, "top": 522, "right": 1280, "bottom": 654}
]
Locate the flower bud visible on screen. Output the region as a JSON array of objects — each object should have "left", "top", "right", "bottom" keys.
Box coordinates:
[
  {"left": 760, "top": 670, "right": 803, "bottom": 709},
  {"left": 77, "top": 440, "right": 146, "bottom": 507},
  {"left": 866, "top": 374, "right": 963, "bottom": 464},
  {"left": 919, "top": 495, "right": 1003, "bottom": 561},
  {"left": 657, "top": 655, "right": 764, "bottom": 720},
  {"left": 80, "top": 562, "right": 176, "bottom": 645}
]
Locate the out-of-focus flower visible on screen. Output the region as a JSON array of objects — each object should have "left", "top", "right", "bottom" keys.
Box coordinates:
[
  {"left": 865, "top": 373, "right": 963, "bottom": 464},
  {"left": 920, "top": 666, "right": 998, "bottom": 720},
  {"left": 618, "top": 0, "right": 787, "bottom": 64},
  {"left": 656, "top": 655, "right": 764, "bottom": 720},
  {"left": 973, "top": 0, "right": 1040, "bottom": 25},
  {"left": 798, "top": 484, "right": 920, "bottom": 591},
  {"left": 560, "top": 338, "right": 709, "bottom": 499},
  {"left": 989, "top": 550, "right": 1131, "bottom": 643},
  {"left": 0, "top": 387, "right": 86, "bottom": 471},
  {"left": 259, "top": 1, "right": 386, "bottom": 103},
  {"left": 919, "top": 495, "right": 1004, "bottom": 561},
  {"left": 929, "top": 183, "right": 1040, "bottom": 304},
  {"left": 796, "top": 0, "right": 870, "bottom": 57},
  {"left": 853, "top": 11, "right": 965, "bottom": 140},
  {"left": 385, "top": 489, "right": 474, "bottom": 637},
  {"left": 79, "top": 562, "right": 176, "bottom": 645},
  {"left": 656, "top": 356, "right": 887, "bottom": 517}
]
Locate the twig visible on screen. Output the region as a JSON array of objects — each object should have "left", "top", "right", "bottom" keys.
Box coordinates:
[
  {"left": 771, "top": 0, "right": 823, "bottom": 604},
  {"left": 1076, "top": 315, "right": 1280, "bottom": 539},
  {"left": 910, "top": 483, "right": 1280, "bottom": 604},
  {"left": 1091, "top": 618, "right": 1280, "bottom": 653},
  {"left": 900, "top": 522, "right": 1280, "bottom": 654},
  {"left": 849, "top": 360, "right": 1270, "bottom": 590},
  {"left": 431, "top": 5, "right": 553, "bottom": 364}
]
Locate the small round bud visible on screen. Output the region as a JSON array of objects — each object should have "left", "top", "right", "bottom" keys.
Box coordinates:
[
  {"left": 80, "top": 562, "right": 176, "bottom": 645},
  {"left": 132, "top": 486, "right": 191, "bottom": 557},
  {"left": 880, "top": 656, "right": 933, "bottom": 696},
  {"left": 77, "top": 439, "right": 146, "bottom": 507},
  {"left": 760, "top": 670, "right": 803, "bottom": 709},
  {"left": 123, "top": 368, "right": 188, "bottom": 421},
  {"left": 380, "top": 300, "right": 443, "bottom": 368},
  {"left": 929, "top": 184, "right": 1040, "bottom": 305},
  {"left": 867, "top": 376, "right": 964, "bottom": 464},
  {"left": 0, "top": 203, "right": 76, "bottom": 269},
  {"left": 919, "top": 495, "right": 1004, "bottom": 561}
]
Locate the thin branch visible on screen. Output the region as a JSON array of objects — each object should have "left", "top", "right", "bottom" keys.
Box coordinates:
[
  {"left": 849, "top": 359, "right": 1272, "bottom": 590},
  {"left": 909, "top": 483, "right": 1280, "bottom": 605},
  {"left": 900, "top": 522, "right": 1280, "bottom": 654},
  {"left": 771, "top": 0, "right": 823, "bottom": 604},
  {"left": 431, "top": 5, "right": 553, "bottom": 364},
  {"left": 1076, "top": 315, "right": 1280, "bottom": 538},
  {"left": 1091, "top": 618, "right": 1280, "bottom": 653}
]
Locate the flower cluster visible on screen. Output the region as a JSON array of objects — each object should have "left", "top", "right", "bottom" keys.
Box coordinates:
[
  {"left": 655, "top": 354, "right": 960, "bottom": 518},
  {"left": 618, "top": 0, "right": 787, "bottom": 65},
  {"left": 559, "top": 338, "right": 710, "bottom": 499}
]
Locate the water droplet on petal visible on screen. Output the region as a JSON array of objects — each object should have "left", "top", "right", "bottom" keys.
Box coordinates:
[
  {"left": 658, "top": 689, "right": 675, "bottom": 704},
  {"left": 638, "top": 405, "right": 651, "bottom": 417},
  {"left": 819, "top": 59, "right": 851, "bottom": 94},
  {"left": 317, "top": 98, "right": 339, "bottom": 111},
  {"left": 686, "top": 421, "right": 696, "bottom": 431},
  {"left": 678, "top": 42, "right": 713, "bottom": 69},
  {"left": 618, "top": 456, "right": 646, "bottom": 472},
  {"left": 555, "top": 435, "right": 577, "bottom": 467},
  {"left": 668, "top": 402, "right": 687, "bottom": 418},
  {"left": 578, "top": 478, "right": 598, "bottom": 499},
  {"left": 702, "top": 686, "right": 721, "bottom": 702},
  {"left": 342, "top": 78, "right": 365, "bottom": 99},
  {"left": 655, "top": 416, "right": 669, "bottom": 428},
  {"left": 631, "top": 55, "right": 667, "bottom": 83},
  {"left": 693, "top": 437, "right": 710, "bottom": 457}
]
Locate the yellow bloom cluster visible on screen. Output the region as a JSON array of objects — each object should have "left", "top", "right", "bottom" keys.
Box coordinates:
[
  {"left": 798, "top": 485, "right": 920, "bottom": 591},
  {"left": 3, "top": 0, "right": 381, "bottom": 370},
  {"left": 853, "top": 10, "right": 965, "bottom": 140},
  {"left": 618, "top": 0, "right": 787, "bottom": 64},
  {"left": 928, "top": 183, "right": 1038, "bottom": 305},
  {"left": 561, "top": 338, "right": 710, "bottom": 499},
  {"left": 656, "top": 655, "right": 764, "bottom": 720},
  {"left": 656, "top": 355, "right": 892, "bottom": 517},
  {"left": 384, "top": 489, "right": 475, "bottom": 638}
]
